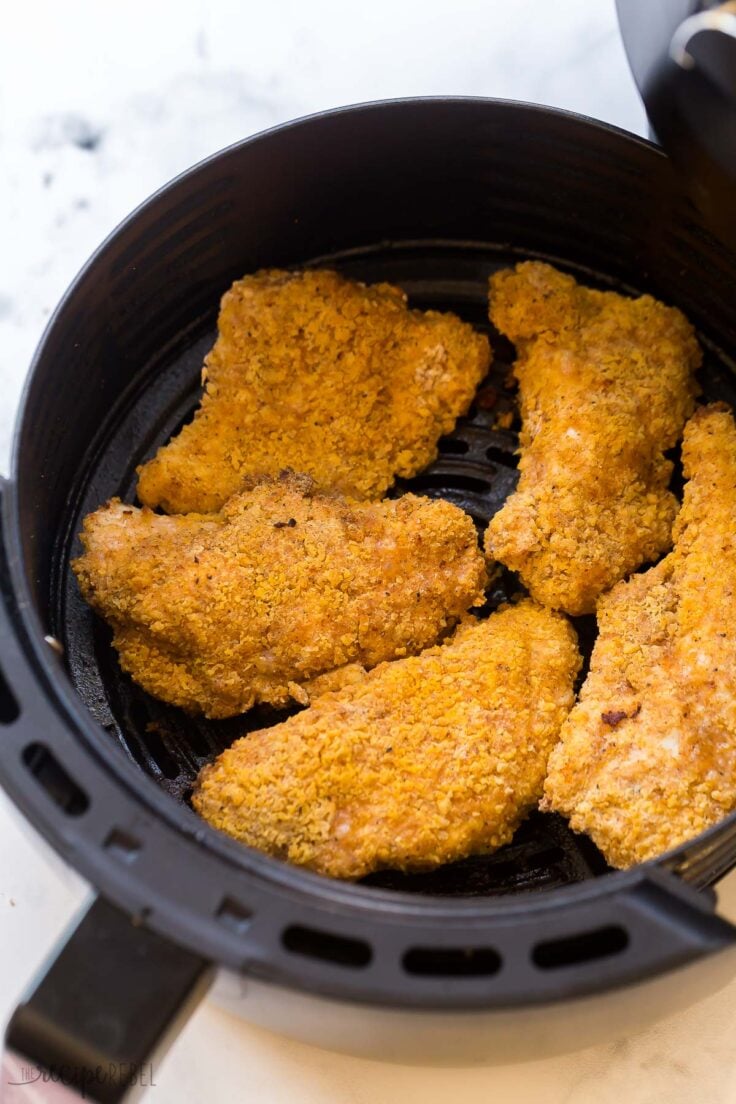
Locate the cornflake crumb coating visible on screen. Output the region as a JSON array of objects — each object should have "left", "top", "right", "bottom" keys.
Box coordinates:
[
  {"left": 193, "top": 600, "right": 581, "bottom": 879},
  {"left": 73, "top": 472, "right": 488, "bottom": 719},
  {"left": 485, "top": 262, "right": 701, "bottom": 615},
  {"left": 137, "top": 269, "right": 491, "bottom": 513},
  {"left": 543, "top": 404, "right": 736, "bottom": 866}
]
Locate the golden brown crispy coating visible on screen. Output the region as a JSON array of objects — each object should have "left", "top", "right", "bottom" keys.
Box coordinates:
[
  {"left": 73, "top": 473, "right": 487, "bottom": 719},
  {"left": 484, "top": 262, "right": 700, "bottom": 615},
  {"left": 543, "top": 404, "right": 736, "bottom": 867},
  {"left": 193, "top": 600, "right": 580, "bottom": 879},
  {"left": 136, "top": 269, "right": 491, "bottom": 514}
]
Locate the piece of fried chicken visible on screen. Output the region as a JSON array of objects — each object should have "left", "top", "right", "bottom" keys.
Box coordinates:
[
  {"left": 193, "top": 600, "right": 580, "bottom": 878},
  {"left": 136, "top": 269, "right": 491, "bottom": 514},
  {"left": 484, "top": 262, "right": 700, "bottom": 615},
  {"left": 73, "top": 472, "right": 488, "bottom": 719},
  {"left": 543, "top": 404, "right": 736, "bottom": 867}
]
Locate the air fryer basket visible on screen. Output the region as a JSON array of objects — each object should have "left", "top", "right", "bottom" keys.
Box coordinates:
[
  {"left": 58, "top": 242, "right": 736, "bottom": 897},
  {"left": 2, "top": 100, "right": 736, "bottom": 1095}
]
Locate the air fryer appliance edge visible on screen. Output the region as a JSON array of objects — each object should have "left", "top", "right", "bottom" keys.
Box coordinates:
[
  {"left": 616, "top": 0, "right": 736, "bottom": 249},
  {"left": 2, "top": 98, "right": 736, "bottom": 1092}
]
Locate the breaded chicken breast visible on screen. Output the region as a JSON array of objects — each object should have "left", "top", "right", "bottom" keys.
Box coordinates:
[
  {"left": 136, "top": 269, "right": 491, "bottom": 514},
  {"left": 193, "top": 600, "right": 580, "bottom": 878},
  {"left": 484, "top": 262, "right": 700, "bottom": 615},
  {"left": 543, "top": 404, "right": 736, "bottom": 867},
  {"left": 73, "top": 472, "right": 487, "bottom": 719}
]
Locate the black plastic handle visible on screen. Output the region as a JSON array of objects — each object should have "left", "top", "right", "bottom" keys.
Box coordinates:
[
  {"left": 0, "top": 489, "right": 213, "bottom": 1101},
  {"left": 4, "top": 897, "right": 212, "bottom": 1103}
]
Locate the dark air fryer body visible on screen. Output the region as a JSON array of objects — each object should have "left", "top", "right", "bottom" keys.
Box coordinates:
[
  {"left": 616, "top": 0, "right": 736, "bottom": 248},
  {"left": 2, "top": 99, "right": 736, "bottom": 1095}
]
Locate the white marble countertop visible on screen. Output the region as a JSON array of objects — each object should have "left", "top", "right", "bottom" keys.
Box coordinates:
[{"left": 2, "top": 2, "right": 736, "bottom": 1101}]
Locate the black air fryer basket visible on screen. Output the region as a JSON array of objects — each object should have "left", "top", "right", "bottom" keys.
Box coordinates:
[{"left": 2, "top": 8, "right": 736, "bottom": 1096}]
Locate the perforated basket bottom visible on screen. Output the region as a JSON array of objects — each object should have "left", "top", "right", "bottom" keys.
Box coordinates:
[{"left": 58, "top": 243, "right": 736, "bottom": 898}]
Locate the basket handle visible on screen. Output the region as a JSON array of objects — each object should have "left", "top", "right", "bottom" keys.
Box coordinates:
[{"left": 3, "top": 896, "right": 212, "bottom": 1102}]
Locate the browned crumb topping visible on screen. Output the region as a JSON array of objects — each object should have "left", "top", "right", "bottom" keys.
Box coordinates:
[
  {"left": 136, "top": 268, "right": 491, "bottom": 513},
  {"left": 193, "top": 600, "right": 580, "bottom": 879},
  {"left": 73, "top": 472, "right": 488, "bottom": 719},
  {"left": 484, "top": 261, "right": 701, "bottom": 615},
  {"left": 543, "top": 404, "right": 736, "bottom": 867}
]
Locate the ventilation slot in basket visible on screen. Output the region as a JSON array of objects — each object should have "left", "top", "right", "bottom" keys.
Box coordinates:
[
  {"left": 282, "top": 924, "right": 372, "bottom": 968},
  {"left": 22, "top": 743, "right": 89, "bottom": 817},
  {"left": 104, "top": 827, "right": 141, "bottom": 863},
  {"left": 532, "top": 925, "right": 629, "bottom": 969},
  {"left": 402, "top": 945, "right": 501, "bottom": 977},
  {"left": 216, "top": 896, "right": 253, "bottom": 934},
  {"left": 0, "top": 664, "right": 19, "bottom": 724}
]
